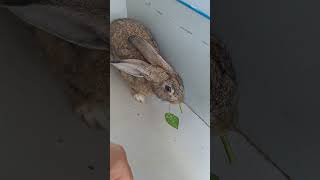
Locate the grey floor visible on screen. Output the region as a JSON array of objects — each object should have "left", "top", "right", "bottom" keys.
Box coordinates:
[
  {"left": 212, "top": 1, "right": 320, "bottom": 180},
  {"left": 0, "top": 9, "right": 107, "bottom": 180}
]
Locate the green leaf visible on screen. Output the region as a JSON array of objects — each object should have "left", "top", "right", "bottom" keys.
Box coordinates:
[
  {"left": 179, "top": 103, "right": 183, "bottom": 113},
  {"left": 211, "top": 173, "right": 219, "bottom": 180},
  {"left": 220, "top": 135, "right": 236, "bottom": 164},
  {"left": 165, "top": 112, "right": 179, "bottom": 129}
]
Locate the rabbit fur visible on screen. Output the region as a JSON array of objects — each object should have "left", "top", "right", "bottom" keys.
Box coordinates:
[
  {"left": 110, "top": 18, "right": 184, "bottom": 104},
  {"left": 2, "top": 0, "right": 108, "bottom": 50},
  {"left": 34, "top": 28, "right": 108, "bottom": 129},
  {"left": 211, "top": 35, "right": 238, "bottom": 135}
]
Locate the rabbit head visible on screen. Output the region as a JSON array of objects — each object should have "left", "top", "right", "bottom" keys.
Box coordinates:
[{"left": 111, "top": 35, "right": 184, "bottom": 104}]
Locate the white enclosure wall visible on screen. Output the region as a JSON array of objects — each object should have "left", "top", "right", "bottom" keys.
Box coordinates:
[
  {"left": 110, "top": 0, "right": 127, "bottom": 21},
  {"left": 110, "top": 0, "right": 210, "bottom": 180}
]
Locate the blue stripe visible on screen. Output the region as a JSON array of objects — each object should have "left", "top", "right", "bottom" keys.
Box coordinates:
[{"left": 176, "top": 0, "right": 210, "bottom": 20}]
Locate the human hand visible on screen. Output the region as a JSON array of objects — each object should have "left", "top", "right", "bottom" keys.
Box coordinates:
[{"left": 110, "top": 143, "right": 134, "bottom": 180}]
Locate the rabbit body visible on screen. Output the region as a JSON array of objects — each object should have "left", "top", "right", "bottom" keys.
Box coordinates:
[
  {"left": 110, "top": 18, "right": 184, "bottom": 104},
  {"left": 211, "top": 35, "right": 238, "bottom": 134},
  {"left": 111, "top": 18, "right": 158, "bottom": 100},
  {"left": 33, "top": 28, "right": 108, "bottom": 129}
]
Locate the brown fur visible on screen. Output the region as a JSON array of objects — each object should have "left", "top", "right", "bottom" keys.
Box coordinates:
[
  {"left": 111, "top": 18, "right": 158, "bottom": 97},
  {"left": 211, "top": 35, "right": 238, "bottom": 134},
  {"left": 33, "top": 27, "right": 108, "bottom": 128},
  {"left": 110, "top": 18, "right": 184, "bottom": 104}
]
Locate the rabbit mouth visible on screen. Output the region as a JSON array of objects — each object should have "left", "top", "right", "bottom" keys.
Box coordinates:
[
  {"left": 170, "top": 101, "right": 180, "bottom": 104},
  {"left": 168, "top": 98, "right": 183, "bottom": 104},
  {"left": 167, "top": 90, "right": 184, "bottom": 104},
  {"left": 161, "top": 96, "right": 181, "bottom": 104}
]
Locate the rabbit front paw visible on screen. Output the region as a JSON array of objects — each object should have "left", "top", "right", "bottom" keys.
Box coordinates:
[
  {"left": 75, "top": 103, "right": 104, "bottom": 130},
  {"left": 80, "top": 113, "right": 104, "bottom": 130},
  {"left": 133, "top": 93, "right": 145, "bottom": 103}
]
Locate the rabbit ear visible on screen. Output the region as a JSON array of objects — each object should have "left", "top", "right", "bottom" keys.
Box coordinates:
[
  {"left": 6, "top": 4, "right": 107, "bottom": 50},
  {"left": 0, "top": 0, "right": 40, "bottom": 6},
  {"left": 111, "top": 59, "right": 151, "bottom": 78},
  {"left": 128, "top": 35, "right": 174, "bottom": 72}
]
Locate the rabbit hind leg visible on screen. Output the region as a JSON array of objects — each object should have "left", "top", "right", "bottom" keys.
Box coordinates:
[
  {"left": 67, "top": 88, "right": 104, "bottom": 130},
  {"left": 74, "top": 102, "right": 105, "bottom": 130}
]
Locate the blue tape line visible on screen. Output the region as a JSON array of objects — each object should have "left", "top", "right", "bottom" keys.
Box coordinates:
[{"left": 176, "top": 0, "right": 210, "bottom": 20}]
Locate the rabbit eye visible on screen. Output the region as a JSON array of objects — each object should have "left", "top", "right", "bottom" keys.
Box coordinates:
[{"left": 165, "top": 85, "right": 172, "bottom": 92}]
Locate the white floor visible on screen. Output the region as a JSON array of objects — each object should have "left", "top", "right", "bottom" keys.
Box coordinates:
[{"left": 110, "top": 68, "right": 210, "bottom": 180}]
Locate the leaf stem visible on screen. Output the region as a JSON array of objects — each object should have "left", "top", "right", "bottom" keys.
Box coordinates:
[
  {"left": 220, "top": 135, "right": 236, "bottom": 164},
  {"left": 179, "top": 103, "right": 183, "bottom": 113},
  {"left": 210, "top": 173, "right": 219, "bottom": 180}
]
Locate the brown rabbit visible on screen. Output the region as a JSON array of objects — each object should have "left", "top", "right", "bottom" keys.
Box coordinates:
[
  {"left": 1, "top": 0, "right": 109, "bottom": 129},
  {"left": 110, "top": 18, "right": 184, "bottom": 104},
  {"left": 34, "top": 28, "right": 108, "bottom": 129}
]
